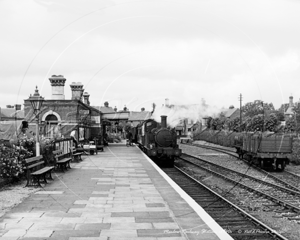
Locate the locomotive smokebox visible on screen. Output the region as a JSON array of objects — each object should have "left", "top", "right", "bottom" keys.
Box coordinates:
[{"left": 161, "top": 115, "right": 167, "bottom": 128}]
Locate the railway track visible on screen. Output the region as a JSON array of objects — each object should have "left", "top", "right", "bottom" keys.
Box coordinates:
[
  {"left": 183, "top": 142, "right": 300, "bottom": 192},
  {"left": 163, "top": 166, "right": 289, "bottom": 240},
  {"left": 180, "top": 154, "right": 300, "bottom": 212},
  {"left": 175, "top": 155, "right": 300, "bottom": 239}
]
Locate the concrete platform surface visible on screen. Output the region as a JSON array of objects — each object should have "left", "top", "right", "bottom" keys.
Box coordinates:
[{"left": 0, "top": 144, "right": 233, "bottom": 240}]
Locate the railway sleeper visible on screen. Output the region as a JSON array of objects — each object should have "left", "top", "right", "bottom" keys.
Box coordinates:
[
  {"left": 288, "top": 216, "right": 300, "bottom": 220},
  {"left": 281, "top": 213, "right": 299, "bottom": 217},
  {"left": 230, "top": 232, "right": 271, "bottom": 238},
  {"left": 203, "top": 205, "right": 231, "bottom": 209},
  {"left": 262, "top": 203, "right": 279, "bottom": 207},
  {"left": 213, "top": 219, "right": 251, "bottom": 224},
  {"left": 192, "top": 197, "right": 220, "bottom": 201}
]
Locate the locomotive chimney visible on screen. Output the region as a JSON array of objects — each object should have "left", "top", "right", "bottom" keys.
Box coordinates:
[{"left": 161, "top": 115, "right": 167, "bottom": 128}]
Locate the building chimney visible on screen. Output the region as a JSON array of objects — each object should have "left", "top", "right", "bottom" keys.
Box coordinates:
[
  {"left": 83, "top": 92, "right": 90, "bottom": 105},
  {"left": 70, "top": 82, "right": 84, "bottom": 100},
  {"left": 161, "top": 115, "right": 167, "bottom": 128},
  {"left": 289, "top": 96, "right": 293, "bottom": 108},
  {"left": 141, "top": 107, "right": 145, "bottom": 111},
  {"left": 15, "top": 104, "right": 21, "bottom": 110},
  {"left": 114, "top": 106, "right": 117, "bottom": 112},
  {"left": 49, "top": 75, "right": 66, "bottom": 100},
  {"left": 165, "top": 98, "right": 169, "bottom": 107}
]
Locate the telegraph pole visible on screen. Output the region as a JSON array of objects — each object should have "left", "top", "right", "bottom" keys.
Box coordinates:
[
  {"left": 239, "top": 94, "right": 242, "bottom": 132},
  {"left": 261, "top": 101, "right": 265, "bottom": 132}
]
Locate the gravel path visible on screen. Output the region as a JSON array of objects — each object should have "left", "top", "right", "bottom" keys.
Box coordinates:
[{"left": 0, "top": 180, "right": 39, "bottom": 218}]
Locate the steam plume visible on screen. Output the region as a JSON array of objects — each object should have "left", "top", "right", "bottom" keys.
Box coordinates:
[{"left": 151, "top": 99, "right": 222, "bottom": 127}]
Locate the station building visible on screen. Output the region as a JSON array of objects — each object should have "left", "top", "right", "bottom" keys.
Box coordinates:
[
  {"left": 23, "top": 76, "right": 102, "bottom": 142},
  {"left": 22, "top": 75, "right": 151, "bottom": 143}
]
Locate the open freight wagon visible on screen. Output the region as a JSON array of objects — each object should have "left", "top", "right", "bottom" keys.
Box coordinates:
[{"left": 242, "top": 133, "right": 292, "bottom": 171}]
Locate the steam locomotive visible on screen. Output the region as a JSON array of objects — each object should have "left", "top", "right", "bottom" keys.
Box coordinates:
[{"left": 133, "top": 115, "right": 182, "bottom": 165}]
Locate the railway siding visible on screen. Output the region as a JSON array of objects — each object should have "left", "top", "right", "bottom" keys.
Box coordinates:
[
  {"left": 180, "top": 141, "right": 300, "bottom": 191},
  {"left": 177, "top": 143, "right": 300, "bottom": 240}
]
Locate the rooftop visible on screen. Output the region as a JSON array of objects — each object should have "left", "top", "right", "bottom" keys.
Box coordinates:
[{"left": 128, "top": 111, "right": 151, "bottom": 121}]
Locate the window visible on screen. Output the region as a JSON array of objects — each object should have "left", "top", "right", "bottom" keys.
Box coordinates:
[{"left": 45, "top": 114, "right": 58, "bottom": 138}]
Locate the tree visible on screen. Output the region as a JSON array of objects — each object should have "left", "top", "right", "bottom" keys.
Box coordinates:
[
  {"left": 278, "top": 103, "right": 289, "bottom": 114},
  {"left": 293, "top": 103, "right": 300, "bottom": 133},
  {"left": 206, "top": 117, "right": 213, "bottom": 129},
  {"left": 242, "top": 100, "right": 274, "bottom": 118},
  {"left": 275, "top": 111, "right": 285, "bottom": 121},
  {"left": 265, "top": 113, "right": 280, "bottom": 132},
  {"left": 228, "top": 117, "right": 240, "bottom": 132},
  {"left": 243, "top": 114, "right": 264, "bottom": 132},
  {"left": 285, "top": 118, "right": 296, "bottom": 132},
  {"left": 211, "top": 118, "right": 225, "bottom": 130}
]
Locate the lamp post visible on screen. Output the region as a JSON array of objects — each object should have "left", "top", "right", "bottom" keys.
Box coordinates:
[{"left": 28, "top": 86, "right": 44, "bottom": 156}]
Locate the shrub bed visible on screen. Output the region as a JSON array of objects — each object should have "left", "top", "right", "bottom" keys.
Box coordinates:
[
  {"left": 291, "top": 138, "right": 300, "bottom": 165},
  {"left": 0, "top": 143, "right": 32, "bottom": 182}
]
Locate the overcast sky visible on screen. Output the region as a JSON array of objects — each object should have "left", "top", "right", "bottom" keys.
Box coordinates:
[{"left": 1, "top": 0, "right": 300, "bottom": 112}]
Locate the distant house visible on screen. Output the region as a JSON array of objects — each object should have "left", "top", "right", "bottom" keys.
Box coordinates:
[
  {"left": 284, "top": 96, "right": 294, "bottom": 120},
  {"left": 0, "top": 106, "right": 24, "bottom": 121},
  {"left": 175, "top": 119, "right": 195, "bottom": 137},
  {"left": 128, "top": 110, "right": 151, "bottom": 127},
  {"left": 175, "top": 120, "right": 185, "bottom": 136},
  {"left": 93, "top": 101, "right": 115, "bottom": 114},
  {"left": 223, "top": 107, "right": 240, "bottom": 121}
]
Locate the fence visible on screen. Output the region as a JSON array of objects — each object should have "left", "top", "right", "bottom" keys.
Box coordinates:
[{"left": 53, "top": 138, "right": 73, "bottom": 154}]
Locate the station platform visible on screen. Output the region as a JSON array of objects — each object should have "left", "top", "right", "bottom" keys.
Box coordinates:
[{"left": 0, "top": 144, "right": 233, "bottom": 240}]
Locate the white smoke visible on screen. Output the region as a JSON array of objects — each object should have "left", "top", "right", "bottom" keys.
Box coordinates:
[{"left": 151, "top": 99, "right": 223, "bottom": 127}]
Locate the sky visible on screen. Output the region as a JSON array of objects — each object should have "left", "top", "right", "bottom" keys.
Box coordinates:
[{"left": 1, "top": 0, "right": 300, "bottom": 114}]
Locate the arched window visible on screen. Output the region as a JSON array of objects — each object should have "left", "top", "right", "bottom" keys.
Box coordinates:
[
  {"left": 45, "top": 115, "right": 58, "bottom": 121},
  {"left": 45, "top": 114, "right": 58, "bottom": 138}
]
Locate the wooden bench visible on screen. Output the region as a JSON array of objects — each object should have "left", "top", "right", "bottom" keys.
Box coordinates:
[
  {"left": 53, "top": 149, "right": 72, "bottom": 172},
  {"left": 24, "top": 156, "right": 54, "bottom": 187},
  {"left": 70, "top": 147, "right": 83, "bottom": 162}
]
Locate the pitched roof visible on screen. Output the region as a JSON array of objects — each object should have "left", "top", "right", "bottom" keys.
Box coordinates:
[
  {"left": 128, "top": 111, "right": 151, "bottom": 121},
  {"left": 285, "top": 106, "right": 294, "bottom": 115},
  {"left": 102, "top": 112, "right": 129, "bottom": 120},
  {"left": 0, "top": 108, "right": 24, "bottom": 119},
  {"left": 92, "top": 106, "right": 115, "bottom": 114},
  {"left": 224, "top": 108, "right": 239, "bottom": 118},
  {"left": 0, "top": 120, "right": 22, "bottom": 140}
]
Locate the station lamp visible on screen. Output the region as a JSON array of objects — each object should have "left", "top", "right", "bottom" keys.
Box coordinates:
[{"left": 28, "top": 86, "right": 44, "bottom": 156}]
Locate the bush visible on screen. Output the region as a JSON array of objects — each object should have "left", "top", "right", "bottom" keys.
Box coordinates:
[
  {"left": 40, "top": 138, "right": 55, "bottom": 166},
  {"left": 291, "top": 138, "right": 300, "bottom": 165},
  {"left": 19, "top": 137, "right": 35, "bottom": 156},
  {"left": 0, "top": 143, "right": 32, "bottom": 181}
]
